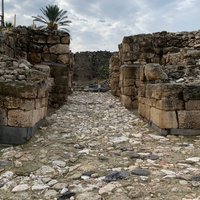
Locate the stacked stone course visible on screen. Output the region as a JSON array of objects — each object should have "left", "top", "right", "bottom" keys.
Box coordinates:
[
  {"left": 110, "top": 30, "right": 200, "bottom": 135},
  {"left": 0, "top": 55, "right": 50, "bottom": 144},
  {"left": 2, "top": 27, "right": 73, "bottom": 107}
]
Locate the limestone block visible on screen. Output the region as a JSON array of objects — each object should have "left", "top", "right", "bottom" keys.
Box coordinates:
[
  {"left": 8, "top": 110, "right": 33, "bottom": 127},
  {"left": 35, "top": 98, "right": 48, "bottom": 109},
  {"left": 29, "top": 53, "right": 42, "bottom": 63},
  {"left": 0, "top": 108, "right": 7, "bottom": 125},
  {"left": 50, "top": 44, "right": 69, "bottom": 54},
  {"left": 138, "top": 103, "right": 150, "bottom": 120},
  {"left": 138, "top": 84, "right": 146, "bottom": 97},
  {"left": 32, "top": 108, "right": 46, "bottom": 125},
  {"left": 138, "top": 97, "right": 156, "bottom": 107},
  {"left": 186, "top": 100, "right": 200, "bottom": 110},
  {"left": 150, "top": 107, "right": 178, "bottom": 129},
  {"left": 144, "top": 63, "right": 168, "bottom": 81},
  {"left": 146, "top": 83, "right": 183, "bottom": 100},
  {"left": 156, "top": 97, "right": 184, "bottom": 111},
  {"left": 122, "top": 86, "right": 137, "bottom": 96},
  {"left": 37, "top": 86, "right": 48, "bottom": 98},
  {"left": 43, "top": 53, "right": 57, "bottom": 62},
  {"left": 4, "top": 96, "right": 21, "bottom": 109},
  {"left": 47, "top": 35, "right": 60, "bottom": 44},
  {"left": 178, "top": 111, "right": 200, "bottom": 129},
  {"left": 183, "top": 85, "right": 200, "bottom": 101},
  {"left": 121, "top": 95, "right": 132, "bottom": 109},
  {"left": 120, "top": 64, "right": 140, "bottom": 79},
  {"left": 61, "top": 36, "right": 70, "bottom": 44},
  {"left": 57, "top": 55, "right": 70, "bottom": 64},
  {"left": 20, "top": 99, "right": 35, "bottom": 111},
  {"left": 33, "top": 35, "right": 46, "bottom": 44},
  {"left": 123, "top": 79, "right": 135, "bottom": 87}
]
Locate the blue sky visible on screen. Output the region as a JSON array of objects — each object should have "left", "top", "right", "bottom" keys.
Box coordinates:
[{"left": 3, "top": 0, "right": 200, "bottom": 52}]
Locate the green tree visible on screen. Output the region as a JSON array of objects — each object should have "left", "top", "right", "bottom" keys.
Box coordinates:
[
  {"left": 32, "top": 4, "right": 71, "bottom": 32},
  {"left": 5, "top": 21, "right": 13, "bottom": 28}
]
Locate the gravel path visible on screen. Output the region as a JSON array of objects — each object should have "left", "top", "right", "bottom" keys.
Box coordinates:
[{"left": 1, "top": 92, "right": 200, "bottom": 200}]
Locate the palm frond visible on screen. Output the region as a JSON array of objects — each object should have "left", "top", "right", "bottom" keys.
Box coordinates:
[{"left": 32, "top": 4, "right": 71, "bottom": 30}]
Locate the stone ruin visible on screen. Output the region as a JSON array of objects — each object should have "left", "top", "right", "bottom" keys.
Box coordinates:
[
  {"left": 0, "top": 26, "right": 73, "bottom": 144},
  {"left": 109, "top": 30, "right": 200, "bottom": 135},
  {"left": 73, "top": 51, "right": 112, "bottom": 91}
]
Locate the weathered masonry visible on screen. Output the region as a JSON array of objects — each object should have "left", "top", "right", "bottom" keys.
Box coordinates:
[
  {"left": 0, "top": 27, "right": 73, "bottom": 144},
  {"left": 2, "top": 27, "right": 74, "bottom": 107},
  {"left": 110, "top": 30, "right": 200, "bottom": 135}
]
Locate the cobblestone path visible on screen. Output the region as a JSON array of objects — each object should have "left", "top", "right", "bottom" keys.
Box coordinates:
[{"left": 1, "top": 92, "right": 200, "bottom": 200}]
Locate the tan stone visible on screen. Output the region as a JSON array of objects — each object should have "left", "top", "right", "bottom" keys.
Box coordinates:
[
  {"left": 123, "top": 79, "right": 135, "bottom": 87},
  {"left": 32, "top": 108, "right": 46, "bottom": 125},
  {"left": 29, "top": 53, "right": 41, "bottom": 63},
  {"left": 156, "top": 98, "right": 184, "bottom": 111},
  {"left": 8, "top": 110, "right": 33, "bottom": 127},
  {"left": 138, "top": 103, "right": 150, "bottom": 120},
  {"left": 35, "top": 98, "right": 48, "bottom": 109},
  {"left": 145, "top": 63, "right": 168, "bottom": 81},
  {"left": 61, "top": 36, "right": 70, "bottom": 44},
  {"left": 49, "top": 44, "right": 69, "bottom": 54},
  {"left": 20, "top": 99, "right": 35, "bottom": 111},
  {"left": 186, "top": 100, "right": 200, "bottom": 110},
  {"left": 121, "top": 95, "right": 133, "bottom": 109},
  {"left": 57, "top": 55, "right": 69, "bottom": 64},
  {"left": 120, "top": 64, "right": 140, "bottom": 79},
  {"left": 138, "top": 97, "right": 156, "bottom": 106},
  {"left": 47, "top": 35, "right": 60, "bottom": 44},
  {"left": 150, "top": 107, "right": 178, "bottom": 129},
  {"left": 4, "top": 96, "right": 21, "bottom": 109},
  {"left": 122, "top": 86, "right": 137, "bottom": 96},
  {"left": 178, "top": 111, "right": 200, "bottom": 129}
]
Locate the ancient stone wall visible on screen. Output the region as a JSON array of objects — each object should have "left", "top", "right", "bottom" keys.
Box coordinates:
[
  {"left": 0, "top": 55, "right": 50, "bottom": 144},
  {"left": 110, "top": 30, "right": 200, "bottom": 135},
  {"left": 2, "top": 27, "right": 73, "bottom": 106},
  {"left": 74, "top": 51, "right": 113, "bottom": 83}
]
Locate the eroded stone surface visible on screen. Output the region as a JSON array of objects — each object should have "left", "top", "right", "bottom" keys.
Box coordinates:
[{"left": 0, "top": 92, "right": 200, "bottom": 199}]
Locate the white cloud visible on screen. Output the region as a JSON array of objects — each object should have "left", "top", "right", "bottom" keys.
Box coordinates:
[{"left": 3, "top": 0, "right": 200, "bottom": 52}]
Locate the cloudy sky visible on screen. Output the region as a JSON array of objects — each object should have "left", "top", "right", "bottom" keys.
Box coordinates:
[{"left": 3, "top": 0, "right": 200, "bottom": 52}]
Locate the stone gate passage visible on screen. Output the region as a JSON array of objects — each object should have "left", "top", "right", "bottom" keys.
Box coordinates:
[{"left": 110, "top": 30, "right": 200, "bottom": 136}]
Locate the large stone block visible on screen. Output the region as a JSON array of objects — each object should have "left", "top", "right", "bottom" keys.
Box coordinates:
[
  {"left": 121, "top": 95, "right": 133, "bottom": 109},
  {"left": 4, "top": 96, "right": 21, "bottom": 109},
  {"left": 47, "top": 35, "right": 60, "bottom": 44},
  {"left": 120, "top": 64, "right": 140, "bottom": 79},
  {"left": 35, "top": 98, "right": 48, "bottom": 109},
  {"left": 183, "top": 85, "right": 200, "bottom": 101},
  {"left": 32, "top": 108, "right": 46, "bottom": 125},
  {"left": 123, "top": 79, "right": 135, "bottom": 87},
  {"left": 146, "top": 83, "right": 183, "bottom": 100},
  {"left": 57, "top": 55, "right": 70, "bottom": 64},
  {"left": 144, "top": 63, "right": 168, "bottom": 81},
  {"left": 122, "top": 86, "right": 137, "bottom": 96},
  {"left": 20, "top": 99, "right": 35, "bottom": 111},
  {"left": 185, "top": 100, "right": 200, "bottom": 110},
  {"left": 50, "top": 44, "right": 69, "bottom": 54},
  {"left": 156, "top": 97, "right": 184, "bottom": 111},
  {"left": 178, "top": 111, "right": 200, "bottom": 129},
  {"left": 8, "top": 110, "right": 33, "bottom": 127},
  {"left": 138, "top": 103, "right": 150, "bottom": 120},
  {"left": 150, "top": 107, "right": 178, "bottom": 129}
]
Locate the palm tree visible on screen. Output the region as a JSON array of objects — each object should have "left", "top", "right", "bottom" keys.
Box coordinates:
[{"left": 32, "top": 4, "right": 71, "bottom": 32}]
